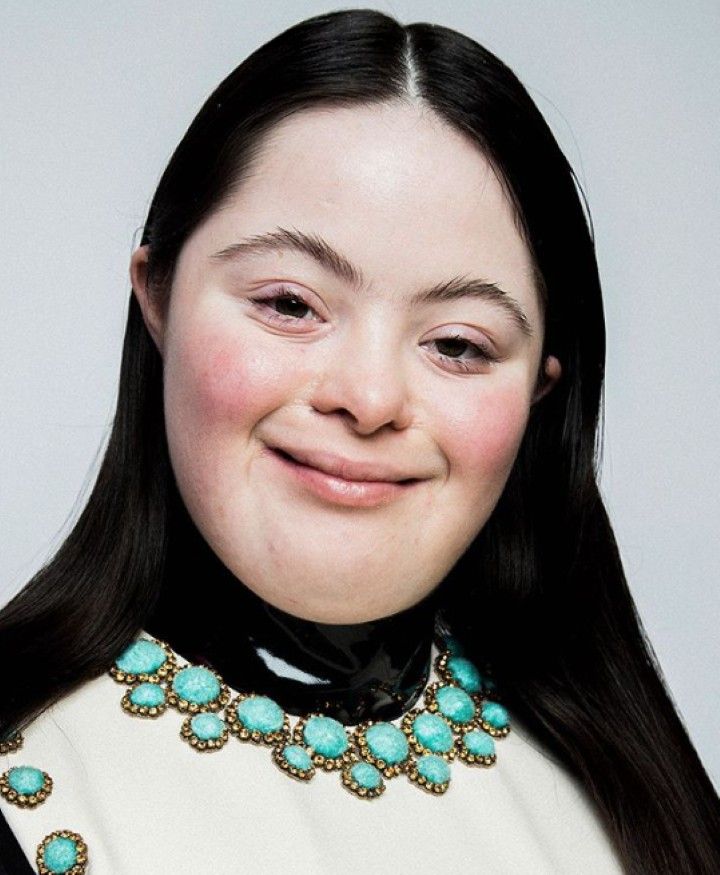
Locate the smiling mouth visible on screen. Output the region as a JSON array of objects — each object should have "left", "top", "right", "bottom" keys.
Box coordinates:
[{"left": 271, "top": 448, "right": 420, "bottom": 485}]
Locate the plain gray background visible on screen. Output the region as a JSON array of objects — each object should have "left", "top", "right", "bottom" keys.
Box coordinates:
[{"left": 1, "top": 2, "right": 718, "bottom": 789}]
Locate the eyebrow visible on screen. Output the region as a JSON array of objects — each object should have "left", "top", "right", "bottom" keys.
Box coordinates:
[{"left": 210, "top": 226, "right": 533, "bottom": 338}]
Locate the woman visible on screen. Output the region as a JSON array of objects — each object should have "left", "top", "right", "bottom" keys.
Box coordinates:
[{"left": 0, "top": 8, "right": 718, "bottom": 874}]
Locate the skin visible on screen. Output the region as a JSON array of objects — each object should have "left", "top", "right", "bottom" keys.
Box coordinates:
[{"left": 131, "top": 100, "right": 561, "bottom": 623}]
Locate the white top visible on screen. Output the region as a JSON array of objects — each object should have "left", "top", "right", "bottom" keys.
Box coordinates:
[{"left": 1, "top": 632, "right": 624, "bottom": 875}]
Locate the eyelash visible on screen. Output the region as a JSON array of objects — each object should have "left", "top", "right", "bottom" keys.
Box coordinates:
[{"left": 249, "top": 286, "right": 498, "bottom": 373}]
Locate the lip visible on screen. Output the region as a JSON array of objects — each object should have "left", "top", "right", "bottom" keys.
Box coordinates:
[
  {"left": 265, "top": 446, "right": 423, "bottom": 508},
  {"left": 268, "top": 444, "right": 420, "bottom": 484}
]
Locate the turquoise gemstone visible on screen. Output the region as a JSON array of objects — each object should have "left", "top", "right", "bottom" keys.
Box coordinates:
[
  {"left": 435, "top": 685, "right": 476, "bottom": 724},
  {"left": 129, "top": 682, "right": 166, "bottom": 708},
  {"left": 115, "top": 638, "right": 166, "bottom": 675},
  {"left": 416, "top": 754, "right": 451, "bottom": 785},
  {"left": 283, "top": 744, "right": 312, "bottom": 771},
  {"left": 303, "top": 716, "right": 348, "bottom": 758},
  {"left": 236, "top": 696, "right": 284, "bottom": 734},
  {"left": 350, "top": 761, "right": 382, "bottom": 790},
  {"left": 42, "top": 836, "right": 78, "bottom": 873},
  {"left": 482, "top": 701, "right": 509, "bottom": 729},
  {"left": 412, "top": 712, "right": 454, "bottom": 753},
  {"left": 172, "top": 666, "right": 220, "bottom": 705},
  {"left": 190, "top": 712, "right": 225, "bottom": 741},
  {"left": 463, "top": 729, "right": 495, "bottom": 757},
  {"left": 446, "top": 656, "right": 482, "bottom": 693},
  {"left": 7, "top": 766, "right": 44, "bottom": 795},
  {"left": 365, "top": 723, "right": 408, "bottom": 765}
]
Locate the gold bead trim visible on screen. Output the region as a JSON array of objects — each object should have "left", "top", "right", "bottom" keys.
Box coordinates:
[
  {"left": 400, "top": 709, "right": 457, "bottom": 761},
  {"left": 166, "top": 669, "right": 231, "bottom": 714},
  {"left": 292, "top": 715, "right": 355, "bottom": 772},
  {"left": 120, "top": 686, "right": 169, "bottom": 718},
  {"left": 36, "top": 830, "right": 88, "bottom": 875},
  {"left": 406, "top": 762, "right": 450, "bottom": 795},
  {"left": 0, "top": 730, "right": 23, "bottom": 755},
  {"left": 180, "top": 715, "right": 230, "bottom": 752},
  {"left": 225, "top": 693, "right": 290, "bottom": 746},
  {"left": 351, "top": 720, "right": 409, "bottom": 778},
  {"left": 0, "top": 768, "right": 53, "bottom": 808},
  {"left": 271, "top": 744, "right": 315, "bottom": 781},
  {"left": 108, "top": 638, "right": 177, "bottom": 685},
  {"left": 341, "top": 760, "right": 386, "bottom": 799},
  {"left": 423, "top": 680, "right": 481, "bottom": 732}
]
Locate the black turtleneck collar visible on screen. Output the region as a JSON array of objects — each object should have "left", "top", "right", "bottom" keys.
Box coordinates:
[{"left": 143, "top": 494, "right": 442, "bottom": 725}]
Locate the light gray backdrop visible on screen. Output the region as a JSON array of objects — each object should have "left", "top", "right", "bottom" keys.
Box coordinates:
[{"left": 1, "top": 2, "right": 718, "bottom": 789}]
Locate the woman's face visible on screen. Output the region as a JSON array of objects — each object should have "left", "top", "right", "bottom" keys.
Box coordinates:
[{"left": 131, "top": 101, "right": 561, "bottom": 623}]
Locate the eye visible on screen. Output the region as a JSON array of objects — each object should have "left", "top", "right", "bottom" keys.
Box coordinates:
[
  {"left": 249, "top": 286, "right": 322, "bottom": 326},
  {"left": 425, "top": 334, "right": 498, "bottom": 373}
]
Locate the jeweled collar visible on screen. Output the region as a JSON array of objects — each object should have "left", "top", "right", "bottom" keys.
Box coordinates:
[{"left": 143, "top": 503, "right": 440, "bottom": 725}]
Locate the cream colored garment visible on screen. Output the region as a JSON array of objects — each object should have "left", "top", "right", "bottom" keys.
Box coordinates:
[{"left": 1, "top": 632, "right": 624, "bottom": 875}]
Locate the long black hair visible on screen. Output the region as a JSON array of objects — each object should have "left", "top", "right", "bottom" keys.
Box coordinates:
[{"left": 1, "top": 9, "right": 718, "bottom": 872}]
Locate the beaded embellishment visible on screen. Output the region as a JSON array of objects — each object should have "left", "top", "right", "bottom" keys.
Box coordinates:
[
  {"left": 0, "top": 730, "right": 88, "bottom": 872},
  {"left": 109, "top": 633, "right": 511, "bottom": 800}
]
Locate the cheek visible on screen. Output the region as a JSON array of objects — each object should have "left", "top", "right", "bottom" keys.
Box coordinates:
[
  {"left": 443, "top": 382, "right": 530, "bottom": 481},
  {"left": 166, "top": 331, "right": 287, "bottom": 434}
]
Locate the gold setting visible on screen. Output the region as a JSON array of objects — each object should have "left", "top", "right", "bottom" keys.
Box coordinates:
[
  {"left": 272, "top": 744, "right": 316, "bottom": 781},
  {"left": 36, "top": 830, "right": 88, "bottom": 875},
  {"left": 407, "top": 761, "right": 450, "bottom": 795},
  {"left": 108, "top": 638, "right": 177, "bottom": 685},
  {"left": 401, "top": 709, "right": 457, "bottom": 761},
  {"left": 352, "top": 721, "right": 409, "bottom": 778},
  {"left": 0, "top": 768, "right": 53, "bottom": 808},
  {"left": 120, "top": 685, "right": 168, "bottom": 718},
  {"left": 293, "top": 715, "right": 355, "bottom": 771},
  {"left": 225, "top": 693, "right": 290, "bottom": 746},
  {"left": 455, "top": 733, "right": 497, "bottom": 767},
  {"left": 166, "top": 667, "right": 231, "bottom": 714},
  {"left": 109, "top": 633, "right": 510, "bottom": 801},
  {"left": 423, "top": 681, "right": 480, "bottom": 732},
  {"left": 341, "top": 760, "right": 386, "bottom": 799},
  {"left": 180, "top": 715, "right": 230, "bottom": 752},
  {"left": 0, "top": 730, "right": 23, "bottom": 755}
]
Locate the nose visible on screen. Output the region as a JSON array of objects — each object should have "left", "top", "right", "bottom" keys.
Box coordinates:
[{"left": 309, "top": 322, "right": 414, "bottom": 435}]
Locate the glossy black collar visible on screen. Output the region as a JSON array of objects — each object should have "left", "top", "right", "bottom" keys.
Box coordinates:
[{"left": 144, "top": 499, "right": 440, "bottom": 725}]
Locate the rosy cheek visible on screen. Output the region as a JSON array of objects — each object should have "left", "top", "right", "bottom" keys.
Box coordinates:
[
  {"left": 446, "top": 384, "right": 530, "bottom": 478},
  {"left": 174, "top": 334, "right": 285, "bottom": 428}
]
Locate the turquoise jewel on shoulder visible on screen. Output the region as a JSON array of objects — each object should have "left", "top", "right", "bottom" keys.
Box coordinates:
[
  {"left": 237, "top": 696, "right": 284, "bottom": 734},
  {"left": 109, "top": 637, "right": 175, "bottom": 685},
  {"left": 227, "top": 693, "right": 288, "bottom": 744},
  {"left": 181, "top": 712, "right": 229, "bottom": 751},
  {"left": 446, "top": 655, "right": 482, "bottom": 693},
  {"left": 458, "top": 728, "right": 496, "bottom": 765},
  {"left": 409, "top": 754, "right": 452, "bottom": 794},
  {"left": 169, "top": 665, "right": 229, "bottom": 713},
  {"left": 356, "top": 722, "right": 409, "bottom": 776},
  {"left": 480, "top": 700, "right": 511, "bottom": 736},
  {"left": 36, "top": 830, "right": 88, "bottom": 874},
  {"left": 1, "top": 765, "right": 53, "bottom": 807},
  {"left": 342, "top": 760, "right": 385, "bottom": 799},
  {"left": 402, "top": 710, "right": 455, "bottom": 758},
  {"left": 122, "top": 681, "right": 168, "bottom": 717},
  {"left": 295, "top": 715, "right": 350, "bottom": 768},
  {"left": 428, "top": 683, "right": 476, "bottom": 729},
  {"left": 272, "top": 743, "right": 315, "bottom": 781},
  {"left": 9, "top": 765, "right": 45, "bottom": 795},
  {"left": 115, "top": 639, "right": 166, "bottom": 675}
]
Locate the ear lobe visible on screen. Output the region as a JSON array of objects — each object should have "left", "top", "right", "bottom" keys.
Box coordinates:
[
  {"left": 129, "top": 244, "right": 165, "bottom": 357},
  {"left": 531, "top": 355, "right": 562, "bottom": 405}
]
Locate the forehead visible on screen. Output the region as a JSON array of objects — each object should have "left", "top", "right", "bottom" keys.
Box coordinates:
[{"left": 186, "top": 102, "right": 539, "bottom": 321}]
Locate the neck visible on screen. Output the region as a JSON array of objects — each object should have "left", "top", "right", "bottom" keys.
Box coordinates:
[{"left": 144, "top": 501, "right": 439, "bottom": 724}]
